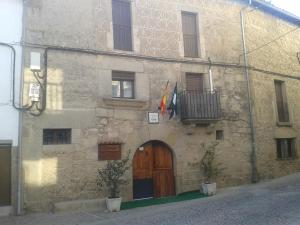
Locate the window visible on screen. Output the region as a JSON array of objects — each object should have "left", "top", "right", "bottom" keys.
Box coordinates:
[
  {"left": 43, "top": 129, "right": 71, "bottom": 145},
  {"left": 216, "top": 130, "right": 224, "bottom": 140},
  {"left": 182, "top": 12, "right": 199, "bottom": 57},
  {"left": 186, "top": 73, "right": 204, "bottom": 91},
  {"left": 276, "top": 138, "right": 297, "bottom": 159},
  {"left": 274, "top": 80, "right": 289, "bottom": 123},
  {"left": 112, "top": 0, "right": 132, "bottom": 51},
  {"left": 98, "top": 144, "right": 121, "bottom": 160},
  {"left": 112, "top": 71, "right": 135, "bottom": 98}
]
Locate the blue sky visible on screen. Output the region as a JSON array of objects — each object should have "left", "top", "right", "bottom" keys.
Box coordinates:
[{"left": 270, "top": 0, "right": 300, "bottom": 16}]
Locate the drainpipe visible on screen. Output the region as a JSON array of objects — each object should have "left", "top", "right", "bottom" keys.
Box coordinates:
[
  {"left": 17, "top": 0, "right": 27, "bottom": 215},
  {"left": 240, "top": 0, "right": 259, "bottom": 183},
  {"left": 208, "top": 57, "right": 214, "bottom": 92}
]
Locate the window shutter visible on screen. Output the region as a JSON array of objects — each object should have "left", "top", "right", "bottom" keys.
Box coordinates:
[
  {"left": 112, "top": 0, "right": 132, "bottom": 51},
  {"left": 182, "top": 12, "right": 198, "bottom": 57},
  {"left": 186, "top": 73, "right": 204, "bottom": 91}
]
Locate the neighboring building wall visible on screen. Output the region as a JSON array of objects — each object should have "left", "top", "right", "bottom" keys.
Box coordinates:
[
  {"left": 21, "top": 0, "right": 300, "bottom": 212},
  {"left": 244, "top": 9, "right": 300, "bottom": 179},
  {"left": 0, "top": 0, "right": 23, "bottom": 215}
]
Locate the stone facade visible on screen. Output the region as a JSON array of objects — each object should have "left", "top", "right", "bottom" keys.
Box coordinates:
[
  {"left": 244, "top": 8, "right": 300, "bottom": 179},
  {"left": 21, "top": 0, "right": 300, "bottom": 212}
]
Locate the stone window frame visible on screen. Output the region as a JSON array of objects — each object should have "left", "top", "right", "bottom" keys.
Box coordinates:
[{"left": 178, "top": 6, "right": 206, "bottom": 59}]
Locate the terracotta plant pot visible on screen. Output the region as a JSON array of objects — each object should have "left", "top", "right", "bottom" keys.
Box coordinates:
[
  {"left": 106, "top": 197, "right": 122, "bottom": 212},
  {"left": 201, "top": 182, "right": 217, "bottom": 196}
]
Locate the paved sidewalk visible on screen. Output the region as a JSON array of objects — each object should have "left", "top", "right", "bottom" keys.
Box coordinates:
[{"left": 1, "top": 173, "right": 300, "bottom": 225}]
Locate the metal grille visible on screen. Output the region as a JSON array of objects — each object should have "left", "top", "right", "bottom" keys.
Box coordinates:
[
  {"left": 43, "top": 129, "right": 72, "bottom": 145},
  {"left": 276, "top": 138, "right": 297, "bottom": 159},
  {"left": 179, "top": 89, "right": 221, "bottom": 122}
]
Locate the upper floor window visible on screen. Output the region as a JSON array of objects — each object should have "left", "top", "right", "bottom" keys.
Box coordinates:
[
  {"left": 112, "top": 0, "right": 132, "bottom": 51},
  {"left": 182, "top": 12, "right": 199, "bottom": 58},
  {"left": 274, "top": 80, "right": 289, "bottom": 123},
  {"left": 276, "top": 138, "right": 297, "bottom": 159},
  {"left": 43, "top": 129, "right": 71, "bottom": 145},
  {"left": 186, "top": 73, "right": 204, "bottom": 91},
  {"left": 112, "top": 71, "right": 135, "bottom": 99}
]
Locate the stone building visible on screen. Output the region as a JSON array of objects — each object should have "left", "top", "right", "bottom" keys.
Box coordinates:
[{"left": 20, "top": 0, "right": 300, "bottom": 212}]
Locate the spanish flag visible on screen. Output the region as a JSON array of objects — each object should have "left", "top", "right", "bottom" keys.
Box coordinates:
[{"left": 160, "top": 80, "right": 169, "bottom": 114}]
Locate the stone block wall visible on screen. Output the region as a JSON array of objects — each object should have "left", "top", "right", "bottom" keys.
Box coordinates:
[
  {"left": 21, "top": 0, "right": 300, "bottom": 212},
  {"left": 244, "top": 8, "right": 300, "bottom": 179}
]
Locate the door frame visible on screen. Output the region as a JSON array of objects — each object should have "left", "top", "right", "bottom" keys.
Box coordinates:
[{"left": 132, "top": 140, "right": 176, "bottom": 200}]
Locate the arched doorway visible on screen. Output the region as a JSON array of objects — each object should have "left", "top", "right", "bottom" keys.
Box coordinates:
[{"left": 132, "top": 140, "right": 175, "bottom": 199}]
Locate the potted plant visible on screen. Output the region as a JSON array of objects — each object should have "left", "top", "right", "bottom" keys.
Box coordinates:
[
  {"left": 97, "top": 151, "right": 130, "bottom": 212},
  {"left": 200, "top": 142, "right": 220, "bottom": 196}
]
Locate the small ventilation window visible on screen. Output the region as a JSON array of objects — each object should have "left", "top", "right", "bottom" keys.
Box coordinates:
[{"left": 216, "top": 130, "right": 224, "bottom": 141}]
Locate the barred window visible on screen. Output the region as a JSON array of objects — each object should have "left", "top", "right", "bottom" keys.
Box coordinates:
[
  {"left": 43, "top": 129, "right": 71, "bottom": 145},
  {"left": 276, "top": 138, "right": 297, "bottom": 159}
]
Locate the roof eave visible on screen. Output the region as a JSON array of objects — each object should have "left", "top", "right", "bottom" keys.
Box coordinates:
[{"left": 245, "top": 0, "right": 300, "bottom": 26}]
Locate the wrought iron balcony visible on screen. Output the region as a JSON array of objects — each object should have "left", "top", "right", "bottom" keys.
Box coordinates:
[{"left": 179, "top": 89, "right": 221, "bottom": 123}]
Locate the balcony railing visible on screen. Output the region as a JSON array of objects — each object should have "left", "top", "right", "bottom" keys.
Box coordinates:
[{"left": 179, "top": 89, "right": 221, "bottom": 123}]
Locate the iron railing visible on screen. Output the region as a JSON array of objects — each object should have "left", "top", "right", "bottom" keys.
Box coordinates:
[{"left": 179, "top": 89, "right": 221, "bottom": 123}]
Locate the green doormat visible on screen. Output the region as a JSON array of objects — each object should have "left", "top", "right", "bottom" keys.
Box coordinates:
[{"left": 121, "top": 191, "right": 207, "bottom": 210}]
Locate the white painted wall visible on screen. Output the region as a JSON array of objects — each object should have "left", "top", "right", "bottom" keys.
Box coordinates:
[{"left": 0, "top": 0, "right": 23, "bottom": 146}]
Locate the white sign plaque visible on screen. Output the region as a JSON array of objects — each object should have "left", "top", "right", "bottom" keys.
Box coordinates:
[{"left": 148, "top": 112, "right": 159, "bottom": 124}]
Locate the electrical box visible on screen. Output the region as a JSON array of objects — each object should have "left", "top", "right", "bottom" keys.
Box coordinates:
[
  {"left": 29, "top": 83, "right": 41, "bottom": 102},
  {"left": 30, "top": 52, "right": 41, "bottom": 71}
]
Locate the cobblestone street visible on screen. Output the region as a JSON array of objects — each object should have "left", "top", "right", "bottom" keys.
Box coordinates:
[{"left": 1, "top": 173, "right": 300, "bottom": 225}]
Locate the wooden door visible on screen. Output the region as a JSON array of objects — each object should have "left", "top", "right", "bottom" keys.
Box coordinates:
[
  {"left": 153, "top": 142, "right": 175, "bottom": 198},
  {"left": 0, "top": 145, "right": 11, "bottom": 206},
  {"left": 133, "top": 143, "right": 154, "bottom": 199},
  {"left": 133, "top": 141, "right": 175, "bottom": 199}
]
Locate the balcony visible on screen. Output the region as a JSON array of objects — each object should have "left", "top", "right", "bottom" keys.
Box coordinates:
[{"left": 179, "top": 89, "right": 221, "bottom": 124}]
